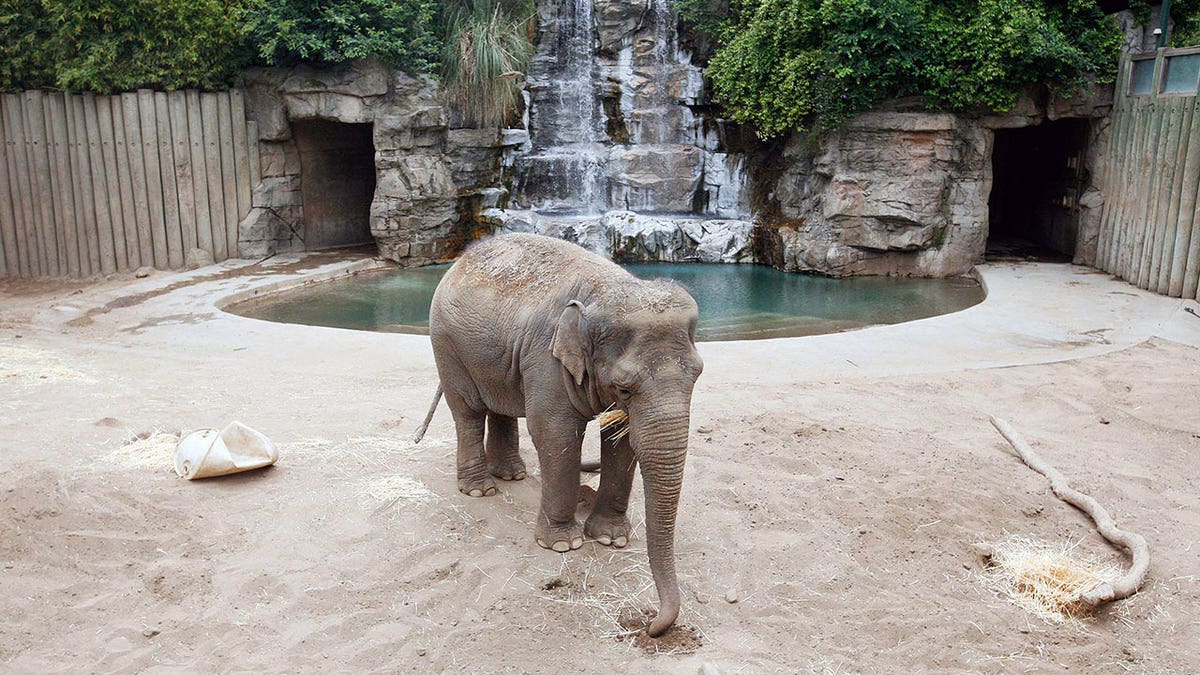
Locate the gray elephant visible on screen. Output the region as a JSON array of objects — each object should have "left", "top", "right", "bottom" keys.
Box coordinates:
[{"left": 414, "top": 232, "right": 703, "bottom": 636}]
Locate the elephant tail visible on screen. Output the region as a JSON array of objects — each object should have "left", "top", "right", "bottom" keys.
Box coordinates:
[{"left": 412, "top": 384, "right": 443, "bottom": 444}]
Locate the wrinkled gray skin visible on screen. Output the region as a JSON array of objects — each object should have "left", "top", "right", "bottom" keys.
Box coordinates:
[{"left": 427, "top": 233, "right": 703, "bottom": 637}]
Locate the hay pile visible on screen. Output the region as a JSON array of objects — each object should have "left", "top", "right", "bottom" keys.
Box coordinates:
[
  {"left": 106, "top": 431, "right": 180, "bottom": 471},
  {"left": 979, "top": 535, "right": 1124, "bottom": 623},
  {"left": 0, "top": 344, "right": 92, "bottom": 383}
]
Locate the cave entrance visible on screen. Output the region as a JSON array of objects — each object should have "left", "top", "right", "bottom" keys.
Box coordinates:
[
  {"left": 987, "top": 119, "right": 1088, "bottom": 261},
  {"left": 295, "top": 120, "right": 376, "bottom": 250}
]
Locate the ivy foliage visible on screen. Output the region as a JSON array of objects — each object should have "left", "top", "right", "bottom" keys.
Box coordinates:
[{"left": 697, "top": 0, "right": 1126, "bottom": 138}]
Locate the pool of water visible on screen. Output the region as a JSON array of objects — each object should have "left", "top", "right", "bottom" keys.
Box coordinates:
[{"left": 228, "top": 263, "right": 984, "bottom": 341}]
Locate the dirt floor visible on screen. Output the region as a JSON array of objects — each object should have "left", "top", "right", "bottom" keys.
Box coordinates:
[{"left": 2, "top": 260, "right": 1199, "bottom": 673}]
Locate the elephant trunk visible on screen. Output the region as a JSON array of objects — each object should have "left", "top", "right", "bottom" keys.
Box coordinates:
[{"left": 630, "top": 401, "right": 691, "bottom": 638}]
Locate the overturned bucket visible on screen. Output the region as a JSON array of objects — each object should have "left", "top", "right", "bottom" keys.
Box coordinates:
[{"left": 174, "top": 422, "right": 278, "bottom": 480}]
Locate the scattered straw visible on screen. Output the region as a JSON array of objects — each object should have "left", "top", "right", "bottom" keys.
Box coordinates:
[
  {"left": 977, "top": 535, "right": 1124, "bottom": 623},
  {"left": 358, "top": 474, "right": 438, "bottom": 511},
  {"left": 106, "top": 430, "right": 180, "bottom": 471},
  {"left": 0, "top": 344, "right": 92, "bottom": 384}
]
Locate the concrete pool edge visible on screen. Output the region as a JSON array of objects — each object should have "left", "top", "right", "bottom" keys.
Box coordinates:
[{"left": 23, "top": 253, "right": 1197, "bottom": 385}]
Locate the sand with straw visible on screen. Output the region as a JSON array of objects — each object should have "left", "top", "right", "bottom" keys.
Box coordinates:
[
  {"left": 977, "top": 534, "right": 1124, "bottom": 623},
  {"left": 0, "top": 344, "right": 92, "bottom": 384},
  {"left": 105, "top": 431, "right": 181, "bottom": 471}
]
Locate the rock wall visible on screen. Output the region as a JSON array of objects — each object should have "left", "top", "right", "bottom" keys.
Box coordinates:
[
  {"left": 240, "top": 58, "right": 520, "bottom": 263},
  {"left": 756, "top": 113, "right": 991, "bottom": 277}
]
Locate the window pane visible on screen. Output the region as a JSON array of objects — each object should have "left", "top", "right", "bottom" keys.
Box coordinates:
[
  {"left": 1129, "top": 58, "right": 1156, "bottom": 95},
  {"left": 1162, "top": 54, "right": 1200, "bottom": 95}
]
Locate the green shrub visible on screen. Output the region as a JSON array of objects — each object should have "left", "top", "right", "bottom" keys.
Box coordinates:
[
  {"left": 0, "top": 1, "right": 56, "bottom": 91},
  {"left": 699, "top": 0, "right": 1126, "bottom": 137},
  {"left": 43, "top": 0, "right": 253, "bottom": 93},
  {"left": 441, "top": 0, "right": 534, "bottom": 127},
  {"left": 246, "top": 0, "right": 442, "bottom": 72}
]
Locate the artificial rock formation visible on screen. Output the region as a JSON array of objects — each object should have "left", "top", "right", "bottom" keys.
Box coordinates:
[{"left": 240, "top": 58, "right": 520, "bottom": 263}]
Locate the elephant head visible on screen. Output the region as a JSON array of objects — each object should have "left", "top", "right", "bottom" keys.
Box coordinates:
[{"left": 551, "top": 279, "right": 704, "bottom": 636}]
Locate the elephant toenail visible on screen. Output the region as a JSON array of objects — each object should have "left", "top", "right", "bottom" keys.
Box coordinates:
[
  {"left": 597, "top": 535, "right": 612, "bottom": 545},
  {"left": 552, "top": 541, "right": 570, "bottom": 552},
  {"left": 469, "top": 489, "right": 483, "bottom": 497},
  {"left": 514, "top": 471, "right": 526, "bottom": 480},
  {"left": 614, "top": 536, "right": 627, "bottom": 548},
  {"left": 485, "top": 486, "right": 497, "bottom": 496},
  {"left": 570, "top": 537, "right": 582, "bottom": 550}
]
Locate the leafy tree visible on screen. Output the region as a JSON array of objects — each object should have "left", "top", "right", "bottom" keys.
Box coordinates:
[
  {"left": 43, "top": 0, "right": 254, "bottom": 93},
  {"left": 0, "top": 1, "right": 56, "bottom": 91},
  {"left": 246, "top": 0, "right": 442, "bottom": 73},
  {"left": 697, "top": 0, "right": 1127, "bottom": 138}
]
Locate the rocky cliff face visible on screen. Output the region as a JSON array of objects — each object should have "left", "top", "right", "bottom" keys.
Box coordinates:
[
  {"left": 756, "top": 113, "right": 992, "bottom": 277},
  {"left": 240, "top": 58, "right": 517, "bottom": 263}
]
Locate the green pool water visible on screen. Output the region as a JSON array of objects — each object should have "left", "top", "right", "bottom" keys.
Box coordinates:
[{"left": 229, "top": 263, "right": 984, "bottom": 341}]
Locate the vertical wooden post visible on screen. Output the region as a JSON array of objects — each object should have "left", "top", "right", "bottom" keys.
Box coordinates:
[
  {"left": 216, "top": 93, "right": 240, "bottom": 258},
  {"left": 95, "top": 94, "right": 129, "bottom": 271},
  {"left": 47, "top": 92, "right": 81, "bottom": 276},
  {"left": 154, "top": 92, "right": 184, "bottom": 268},
  {"left": 39, "top": 94, "right": 67, "bottom": 276},
  {"left": 17, "top": 94, "right": 49, "bottom": 276},
  {"left": 25, "top": 91, "right": 62, "bottom": 276},
  {"left": 68, "top": 94, "right": 100, "bottom": 276},
  {"left": 200, "top": 93, "right": 228, "bottom": 260},
  {"left": 0, "top": 104, "right": 20, "bottom": 276},
  {"left": 4, "top": 95, "right": 38, "bottom": 276},
  {"left": 185, "top": 90, "right": 214, "bottom": 257},
  {"left": 167, "top": 91, "right": 198, "bottom": 259},
  {"left": 1143, "top": 100, "right": 1179, "bottom": 292},
  {"left": 137, "top": 90, "right": 169, "bottom": 269},
  {"left": 1182, "top": 99, "right": 1200, "bottom": 300},
  {"left": 1158, "top": 100, "right": 1193, "bottom": 294},
  {"left": 109, "top": 97, "right": 140, "bottom": 270},
  {"left": 83, "top": 94, "right": 118, "bottom": 275},
  {"left": 122, "top": 93, "right": 154, "bottom": 269}
]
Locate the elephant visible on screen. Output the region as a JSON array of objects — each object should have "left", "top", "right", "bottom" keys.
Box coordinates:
[{"left": 414, "top": 232, "right": 703, "bottom": 637}]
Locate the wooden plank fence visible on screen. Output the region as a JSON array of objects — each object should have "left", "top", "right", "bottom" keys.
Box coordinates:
[
  {"left": 1096, "top": 48, "right": 1200, "bottom": 300},
  {"left": 0, "top": 89, "right": 259, "bottom": 278}
]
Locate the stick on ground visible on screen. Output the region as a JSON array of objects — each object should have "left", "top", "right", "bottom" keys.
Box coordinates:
[{"left": 989, "top": 416, "right": 1151, "bottom": 606}]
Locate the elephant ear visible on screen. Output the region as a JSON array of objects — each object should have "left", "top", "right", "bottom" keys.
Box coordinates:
[{"left": 551, "top": 300, "right": 589, "bottom": 386}]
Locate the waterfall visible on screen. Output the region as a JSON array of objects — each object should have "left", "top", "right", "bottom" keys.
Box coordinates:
[{"left": 504, "top": 0, "right": 752, "bottom": 246}]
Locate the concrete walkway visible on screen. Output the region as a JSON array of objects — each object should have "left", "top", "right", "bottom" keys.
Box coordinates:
[{"left": 26, "top": 254, "right": 1199, "bottom": 387}]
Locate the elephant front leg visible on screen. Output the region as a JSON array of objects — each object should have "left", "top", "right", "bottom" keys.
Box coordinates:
[
  {"left": 527, "top": 412, "right": 586, "bottom": 552},
  {"left": 486, "top": 413, "right": 526, "bottom": 481},
  {"left": 585, "top": 429, "right": 635, "bottom": 548},
  {"left": 449, "top": 398, "right": 497, "bottom": 498}
]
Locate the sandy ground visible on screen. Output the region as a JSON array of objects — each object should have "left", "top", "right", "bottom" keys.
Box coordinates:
[{"left": 2, "top": 254, "right": 1199, "bottom": 673}]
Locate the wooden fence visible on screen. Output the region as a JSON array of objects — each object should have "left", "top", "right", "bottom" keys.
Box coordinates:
[
  {"left": 1095, "top": 48, "right": 1200, "bottom": 299},
  {"left": 0, "top": 89, "right": 260, "bottom": 278}
]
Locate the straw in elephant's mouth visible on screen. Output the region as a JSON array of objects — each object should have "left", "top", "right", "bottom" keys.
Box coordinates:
[{"left": 596, "top": 408, "right": 630, "bottom": 441}]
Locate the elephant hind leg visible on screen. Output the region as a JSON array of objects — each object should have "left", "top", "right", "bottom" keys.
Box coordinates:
[
  {"left": 447, "top": 393, "right": 496, "bottom": 498},
  {"left": 486, "top": 413, "right": 525, "bottom": 481}
]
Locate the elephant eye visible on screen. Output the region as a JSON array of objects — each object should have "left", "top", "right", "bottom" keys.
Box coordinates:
[{"left": 615, "top": 385, "right": 634, "bottom": 399}]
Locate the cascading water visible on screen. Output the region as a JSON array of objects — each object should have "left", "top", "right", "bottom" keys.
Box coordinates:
[
  {"left": 512, "top": 0, "right": 609, "bottom": 213},
  {"left": 503, "top": 0, "right": 753, "bottom": 256}
]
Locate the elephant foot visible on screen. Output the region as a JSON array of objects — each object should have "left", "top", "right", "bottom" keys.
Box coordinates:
[
  {"left": 488, "top": 457, "right": 527, "bottom": 481},
  {"left": 535, "top": 518, "right": 583, "bottom": 553},
  {"left": 585, "top": 512, "right": 631, "bottom": 548},
  {"left": 457, "top": 475, "right": 498, "bottom": 498}
]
